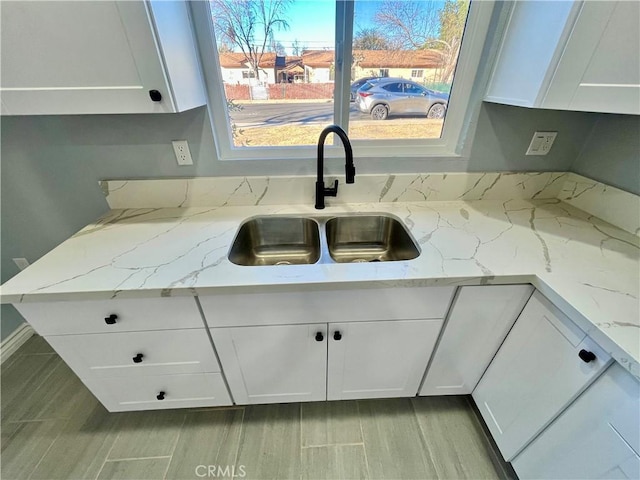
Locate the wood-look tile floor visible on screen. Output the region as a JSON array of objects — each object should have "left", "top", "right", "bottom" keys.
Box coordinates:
[{"left": 1, "top": 335, "right": 514, "bottom": 480}]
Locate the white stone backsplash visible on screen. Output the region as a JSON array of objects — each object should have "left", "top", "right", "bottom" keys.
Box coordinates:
[
  {"left": 102, "top": 172, "right": 639, "bottom": 237},
  {"left": 557, "top": 173, "right": 640, "bottom": 237},
  {"left": 102, "top": 172, "right": 568, "bottom": 209}
]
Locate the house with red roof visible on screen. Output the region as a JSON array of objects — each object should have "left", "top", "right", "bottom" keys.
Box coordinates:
[{"left": 218, "top": 49, "right": 444, "bottom": 86}]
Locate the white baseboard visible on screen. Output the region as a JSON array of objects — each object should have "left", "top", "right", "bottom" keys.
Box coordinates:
[{"left": 1, "top": 323, "right": 35, "bottom": 364}]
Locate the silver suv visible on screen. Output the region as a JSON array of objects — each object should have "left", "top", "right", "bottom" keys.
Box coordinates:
[{"left": 355, "top": 77, "right": 449, "bottom": 120}]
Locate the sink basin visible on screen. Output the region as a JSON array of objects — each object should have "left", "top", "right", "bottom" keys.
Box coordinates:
[
  {"left": 228, "top": 217, "right": 321, "bottom": 266},
  {"left": 326, "top": 215, "right": 420, "bottom": 263}
]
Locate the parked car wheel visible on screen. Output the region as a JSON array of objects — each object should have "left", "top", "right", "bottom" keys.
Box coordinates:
[
  {"left": 370, "top": 104, "right": 389, "bottom": 120},
  {"left": 427, "top": 103, "right": 446, "bottom": 119}
]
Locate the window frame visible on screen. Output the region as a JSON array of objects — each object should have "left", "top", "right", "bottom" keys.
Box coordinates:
[{"left": 190, "top": 0, "right": 495, "bottom": 162}]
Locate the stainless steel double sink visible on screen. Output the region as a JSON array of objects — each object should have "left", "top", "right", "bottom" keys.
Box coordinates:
[{"left": 228, "top": 214, "right": 420, "bottom": 266}]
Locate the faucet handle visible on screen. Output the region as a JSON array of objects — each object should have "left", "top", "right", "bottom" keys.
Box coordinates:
[
  {"left": 324, "top": 179, "right": 338, "bottom": 197},
  {"left": 346, "top": 164, "right": 356, "bottom": 184}
]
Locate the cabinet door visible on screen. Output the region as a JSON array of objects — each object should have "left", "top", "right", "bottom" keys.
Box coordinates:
[
  {"left": 327, "top": 319, "right": 443, "bottom": 401},
  {"left": 545, "top": 1, "right": 640, "bottom": 114},
  {"left": 513, "top": 363, "right": 640, "bottom": 479},
  {"left": 420, "top": 285, "right": 533, "bottom": 396},
  {"left": 211, "top": 324, "right": 327, "bottom": 404},
  {"left": 0, "top": 1, "right": 171, "bottom": 114},
  {"left": 472, "top": 291, "right": 612, "bottom": 461}
]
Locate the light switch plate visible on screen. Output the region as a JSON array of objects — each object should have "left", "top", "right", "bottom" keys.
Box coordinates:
[
  {"left": 13, "top": 258, "right": 30, "bottom": 270},
  {"left": 526, "top": 131, "right": 557, "bottom": 156}
]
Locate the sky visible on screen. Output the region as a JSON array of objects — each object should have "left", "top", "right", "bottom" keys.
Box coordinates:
[{"left": 213, "top": 0, "right": 447, "bottom": 55}]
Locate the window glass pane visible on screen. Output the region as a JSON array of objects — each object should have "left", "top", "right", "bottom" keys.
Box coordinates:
[
  {"left": 209, "top": 0, "right": 336, "bottom": 147},
  {"left": 350, "top": 0, "right": 471, "bottom": 140}
]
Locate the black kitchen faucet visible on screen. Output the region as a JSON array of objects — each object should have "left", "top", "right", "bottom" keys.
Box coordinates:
[{"left": 315, "top": 125, "right": 356, "bottom": 209}]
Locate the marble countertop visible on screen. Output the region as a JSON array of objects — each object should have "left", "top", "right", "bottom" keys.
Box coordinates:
[{"left": 1, "top": 198, "right": 638, "bottom": 378}]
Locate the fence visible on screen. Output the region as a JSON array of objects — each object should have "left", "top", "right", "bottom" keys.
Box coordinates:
[{"left": 224, "top": 83, "right": 334, "bottom": 101}]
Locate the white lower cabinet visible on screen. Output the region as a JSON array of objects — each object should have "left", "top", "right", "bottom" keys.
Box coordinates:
[
  {"left": 211, "top": 319, "right": 443, "bottom": 404},
  {"left": 202, "top": 285, "right": 454, "bottom": 405},
  {"left": 420, "top": 285, "right": 534, "bottom": 396},
  {"left": 15, "top": 296, "right": 232, "bottom": 412},
  {"left": 211, "top": 324, "right": 328, "bottom": 405},
  {"left": 512, "top": 363, "right": 640, "bottom": 479},
  {"left": 472, "top": 291, "right": 612, "bottom": 461}
]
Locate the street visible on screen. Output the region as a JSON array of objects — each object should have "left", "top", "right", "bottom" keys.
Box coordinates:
[{"left": 229, "top": 102, "right": 429, "bottom": 127}]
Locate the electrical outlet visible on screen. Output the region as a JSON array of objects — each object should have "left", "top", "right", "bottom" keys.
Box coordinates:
[
  {"left": 526, "top": 131, "right": 557, "bottom": 156},
  {"left": 172, "top": 140, "right": 193, "bottom": 166},
  {"left": 13, "top": 258, "right": 30, "bottom": 271}
]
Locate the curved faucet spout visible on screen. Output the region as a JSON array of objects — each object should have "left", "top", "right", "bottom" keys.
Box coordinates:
[{"left": 315, "top": 125, "right": 356, "bottom": 209}]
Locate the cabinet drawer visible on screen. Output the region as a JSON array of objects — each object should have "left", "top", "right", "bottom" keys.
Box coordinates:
[
  {"left": 200, "top": 286, "right": 455, "bottom": 327},
  {"left": 84, "top": 373, "right": 232, "bottom": 412},
  {"left": 14, "top": 297, "right": 203, "bottom": 335},
  {"left": 45, "top": 329, "right": 220, "bottom": 378}
]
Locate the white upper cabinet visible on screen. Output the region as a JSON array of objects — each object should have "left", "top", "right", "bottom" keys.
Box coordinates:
[
  {"left": 0, "top": 1, "right": 205, "bottom": 115},
  {"left": 486, "top": 1, "right": 640, "bottom": 115}
]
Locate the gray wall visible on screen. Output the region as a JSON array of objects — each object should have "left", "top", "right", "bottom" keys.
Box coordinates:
[
  {"left": 0, "top": 102, "right": 602, "bottom": 340},
  {"left": 570, "top": 114, "right": 640, "bottom": 196}
]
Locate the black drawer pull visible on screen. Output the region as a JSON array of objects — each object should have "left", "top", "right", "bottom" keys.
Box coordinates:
[
  {"left": 156, "top": 391, "right": 166, "bottom": 400},
  {"left": 315, "top": 332, "right": 324, "bottom": 342},
  {"left": 579, "top": 349, "right": 596, "bottom": 363},
  {"left": 132, "top": 353, "right": 144, "bottom": 364},
  {"left": 104, "top": 314, "right": 118, "bottom": 325},
  {"left": 149, "top": 89, "right": 162, "bottom": 102},
  {"left": 333, "top": 331, "right": 342, "bottom": 341}
]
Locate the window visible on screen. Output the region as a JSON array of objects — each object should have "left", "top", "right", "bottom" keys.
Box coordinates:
[
  {"left": 405, "top": 84, "right": 425, "bottom": 95},
  {"left": 191, "top": 1, "right": 495, "bottom": 161},
  {"left": 382, "top": 82, "right": 403, "bottom": 93}
]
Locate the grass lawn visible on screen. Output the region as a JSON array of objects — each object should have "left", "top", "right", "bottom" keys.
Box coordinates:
[{"left": 234, "top": 120, "right": 444, "bottom": 147}]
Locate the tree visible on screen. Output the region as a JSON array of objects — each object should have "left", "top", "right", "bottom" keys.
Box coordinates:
[
  {"left": 268, "top": 33, "right": 287, "bottom": 56},
  {"left": 427, "top": 0, "right": 469, "bottom": 84},
  {"left": 374, "top": 0, "right": 440, "bottom": 49},
  {"left": 373, "top": 0, "right": 470, "bottom": 84},
  {"left": 353, "top": 28, "right": 392, "bottom": 50},
  {"left": 291, "top": 38, "right": 306, "bottom": 56},
  {"left": 211, "top": 0, "right": 293, "bottom": 81}
]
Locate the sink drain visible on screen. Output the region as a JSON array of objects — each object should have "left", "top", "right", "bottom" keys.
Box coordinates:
[{"left": 274, "top": 260, "right": 292, "bottom": 266}]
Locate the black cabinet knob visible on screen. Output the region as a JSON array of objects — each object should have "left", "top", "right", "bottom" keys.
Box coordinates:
[
  {"left": 315, "top": 332, "right": 324, "bottom": 342},
  {"left": 104, "top": 314, "right": 118, "bottom": 325},
  {"left": 156, "top": 391, "right": 165, "bottom": 400},
  {"left": 579, "top": 349, "right": 596, "bottom": 363},
  {"left": 132, "top": 353, "right": 144, "bottom": 364},
  {"left": 333, "top": 331, "right": 342, "bottom": 341},
  {"left": 149, "top": 89, "right": 162, "bottom": 102}
]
